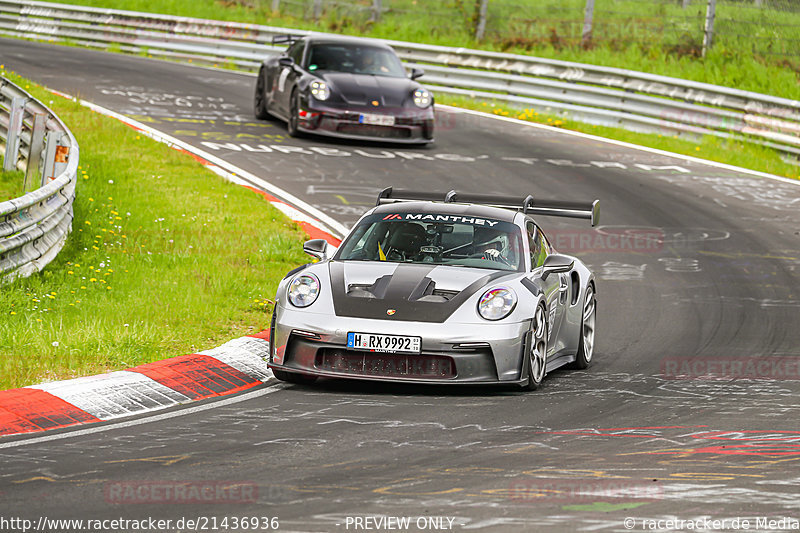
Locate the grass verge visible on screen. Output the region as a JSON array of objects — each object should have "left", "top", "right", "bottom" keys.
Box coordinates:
[
  {"left": 0, "top": 159, "right": 24, "bottom": 201},
  {"left": 0, "top": 69, "right": 307, "bottom": 391},
  {"left": 437, "top": 94, "right": 800, "bottom": 181}
]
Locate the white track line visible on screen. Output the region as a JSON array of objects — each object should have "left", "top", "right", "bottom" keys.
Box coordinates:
[{"left": 438, "top": 104, "right": 800, "bottom": 186}]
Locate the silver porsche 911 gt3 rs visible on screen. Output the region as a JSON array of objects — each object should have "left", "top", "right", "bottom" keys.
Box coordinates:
[{"left": 268, "top": 188, "right": 599, "bottom": 390}]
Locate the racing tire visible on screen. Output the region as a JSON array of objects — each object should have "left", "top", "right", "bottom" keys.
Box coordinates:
[
  {"left": 571, "top": 284, "right": 596, "bottom": 370},
  {"left": 287, "top": 89, "right": 302, "bottom": 137},
  {"left": 254, "top": 68, "right": 271, "bottom": 120},
  {"left": 273, "top": 369, "right": 318, "bottom": 385},
  {"left": 523, "top": 303, "right": 548, "bottom": 391}
]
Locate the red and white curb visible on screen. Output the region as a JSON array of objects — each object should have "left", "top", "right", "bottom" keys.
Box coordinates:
[{"left": 0, "top": 332, "right": 273, "bottom": 437}]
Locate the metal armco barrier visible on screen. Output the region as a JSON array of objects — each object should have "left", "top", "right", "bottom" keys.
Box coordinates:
[
  {"left": 0, "top": 75, "right": 78, "bottom": 283},
  {"left": 0, "top": 0, "right": 798, "bottom": 157}
]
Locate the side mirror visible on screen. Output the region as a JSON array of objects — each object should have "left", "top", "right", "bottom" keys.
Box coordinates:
[
  {"left": 541, "top": 254, "right": 574, "bottom": 280},
  {"left": 278, "top": 56, "right": 294, "bottom": 69},
  {"left": 410, "top": 67, "right": 425, "bottom": 80},
  {"left": 303, "top": 239, "right": 329, "bottom": 261}
]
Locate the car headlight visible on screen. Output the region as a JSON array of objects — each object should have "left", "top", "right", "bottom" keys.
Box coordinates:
[
  {"left": 288, "top": 273, "right": 320, "bottom": 308},
  {"left": 412, "top": 88, "right": 432, "bottom": 108},
  {"left": 477, "top": 287, "right": 517, "bottom": 321},
  {"left": 310, "top": 80, "right": 330, "bottom": 101}
]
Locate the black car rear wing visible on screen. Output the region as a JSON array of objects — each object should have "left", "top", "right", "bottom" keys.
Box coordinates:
[
  {"left": 271, "top": 34, "right": 304, "bottom": 45},
  {"left": 376, "top": 187, "right": 600, "bottom": 226}
]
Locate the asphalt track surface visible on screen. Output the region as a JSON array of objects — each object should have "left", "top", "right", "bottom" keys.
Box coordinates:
[{"left": 2, "top": 39, "right": 800, "bottom": 532}]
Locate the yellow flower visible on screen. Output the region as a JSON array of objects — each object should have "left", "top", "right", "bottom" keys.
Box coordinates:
[{"left": 90, "top": 278, "right": 97, "bottom": 282}]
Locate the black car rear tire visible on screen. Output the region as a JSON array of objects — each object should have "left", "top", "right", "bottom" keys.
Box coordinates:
[{"left": 273, "top": 369, "right": 317, "bottom": 385}]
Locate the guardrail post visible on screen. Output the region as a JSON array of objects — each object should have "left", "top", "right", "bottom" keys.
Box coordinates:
[
  {"left": 23, "top": 112, "right": 47, "bottom": 192},
  {"left": 3, "top": 97, "right": 26, "bottom": 172},
  {"left": 271, "top": 0, "right": 279, "bottom": 12},
  {"left": 475, "top": 0, "right": 489, "bottom": 41},
  {"left": 369, "top": 0, "right": 381, "bottom": 23},
  {"left": 703, "top": 0, "right": 716, "bottom": 57},
  {"left": 582, "top": 0, "right": 595, "bottom": 48},
  {"left": 41, "top": 131, "right": 68, "bottom": 186},
  {"left": 312, "top": 0, "right": 322, "bottom": 20}
]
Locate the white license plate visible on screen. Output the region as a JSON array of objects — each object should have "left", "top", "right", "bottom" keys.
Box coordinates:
[
  {"left": 359, "top": 113, "right": 395, "bottom": 126},
  {"left": 347, "top": 332, "right": 421, "bottom": 354}
]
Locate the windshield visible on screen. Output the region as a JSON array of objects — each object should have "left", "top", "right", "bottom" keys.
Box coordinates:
[
  {"left": 307, "top": 44, "right": 407, "bottom": 78},
  {"left": 335, "top": 213, "right": 524, "bottom": 272}
]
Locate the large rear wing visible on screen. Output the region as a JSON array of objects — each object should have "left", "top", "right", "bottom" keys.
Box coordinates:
[
  {"left": 376, "top": 187, "right": 599, "bottom": 226},
  {"left": 271, "top": 34, "right": 304, "bottom": 45}
]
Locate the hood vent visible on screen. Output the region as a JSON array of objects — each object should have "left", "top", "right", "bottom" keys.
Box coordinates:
[{"left": 346, "top": 276, "right": 457, "bottom": 303}]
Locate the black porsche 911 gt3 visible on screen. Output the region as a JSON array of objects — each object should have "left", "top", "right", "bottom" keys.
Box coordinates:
[{"left": 254, "top": 34, "right": 435, "bottom": 144}]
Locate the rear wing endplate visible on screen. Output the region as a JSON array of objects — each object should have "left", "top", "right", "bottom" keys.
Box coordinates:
[
  {"left": 376, "top": 187, "right": 599, "bottom": 226},
  {"left": 271, "top": 34, "right": 304, "bottom": 45}
]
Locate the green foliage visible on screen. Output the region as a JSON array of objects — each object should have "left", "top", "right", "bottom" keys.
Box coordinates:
[{"left": 0, "top": 162, "right": 24, "bottom": 201}]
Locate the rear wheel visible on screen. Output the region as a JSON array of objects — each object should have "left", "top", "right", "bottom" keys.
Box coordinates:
[
  {"left": 524, "top": 304, "right": 548, "bottom": 391},
  {"left": 254, "top": 68, "right": 270, "bottom": 120},
  {"left": 571, "top": 284, "right": 596, "bottom": 369},
  {"left": 272, "top": 369, "right": 317, "bottom": 385}
]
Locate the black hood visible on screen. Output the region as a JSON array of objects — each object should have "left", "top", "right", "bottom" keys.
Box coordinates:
[
  {"left": 329, "top": 261, "right": 513, "bottom": 323},
  {"left": 320, "top": 72, "right": 419, "bottom": 107}
]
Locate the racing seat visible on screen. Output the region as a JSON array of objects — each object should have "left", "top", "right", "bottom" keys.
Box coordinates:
[{"left": 383, "top": 223, "right": 426, "bottom": 260}]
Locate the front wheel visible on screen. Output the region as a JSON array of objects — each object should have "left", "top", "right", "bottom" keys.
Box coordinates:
[
  {"left": 523, "top": 304, "right": 548, "bottom": 391},
  {"left": 254, "top": 69, "right": 271, "bottom": 120},
  {"left": 272, "top": 369, "right": 317, "bottom": 385},
  {"left": 287, "top": 89, "right": 301, "bottom": 137},
  {"left": 571, "top": 284, "right": 596, "bottom": 369}
]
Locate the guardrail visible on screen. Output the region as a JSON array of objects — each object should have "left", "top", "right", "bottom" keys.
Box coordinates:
[
  {"left": 1, "top": 0, "right": 798, "bottom": 158},
  {"left": 1, "top": 75, "right": 77, "bottom": 283}
]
